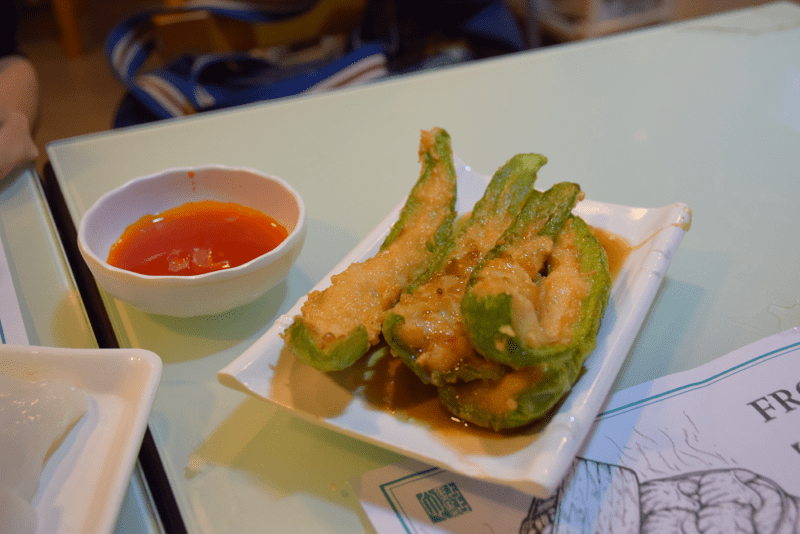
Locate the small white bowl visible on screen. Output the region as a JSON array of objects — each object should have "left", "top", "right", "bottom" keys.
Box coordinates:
[{"left": 78, "top": 165, "right": 306, "bottom": 317}]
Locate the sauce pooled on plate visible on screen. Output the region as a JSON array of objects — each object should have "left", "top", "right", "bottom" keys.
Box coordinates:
[{"left": 108, "top": 200, "right": 288, "bottom": 276}]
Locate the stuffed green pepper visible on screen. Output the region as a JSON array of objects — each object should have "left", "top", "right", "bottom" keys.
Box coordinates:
[
  {"left": 443, "top": 212, "right": 612, "bottom": 430},
  {"left": 461, "top": 212, "right": 611, "bottom": 369},
  {"left": 282, "top": 128, "right": 458, "bottom": 371}
]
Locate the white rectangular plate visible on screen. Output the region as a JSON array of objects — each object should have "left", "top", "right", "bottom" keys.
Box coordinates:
[
  {"left": 0, "top": 345, "right": 162, "bottom": 534},
  {"left": 218, "top": 156, "right": 691, "bottom": 498}
]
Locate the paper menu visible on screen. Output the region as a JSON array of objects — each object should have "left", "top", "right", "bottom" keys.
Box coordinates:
[
  {"left": 357, "top": 328, "right": 800, "bottom": 533},
  {"left": 0, "top": 234, "right": 29, "bottom": 345},
  {"left": 584, "top": 327, "right": 800, "bottom": 493}
]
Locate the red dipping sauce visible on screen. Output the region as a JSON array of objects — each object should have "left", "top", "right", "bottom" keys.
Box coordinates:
[{"left": 107, "top": 200, "right": 289, "bottom": 276}]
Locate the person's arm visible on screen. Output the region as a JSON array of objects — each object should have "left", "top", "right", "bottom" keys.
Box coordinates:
[
  {"left": 0, "top": 102, "right": 38, "bottom": 179},
  {"left": 0, "top": 55, "right": 40, "bottom": 179}
]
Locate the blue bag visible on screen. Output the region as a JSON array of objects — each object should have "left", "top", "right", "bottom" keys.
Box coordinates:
[
  {"left": 105, "top": 1, "right": 527, "bottom": 127},
  {"left": 105, "top": 2, "right": 389, "bottom": 126}
]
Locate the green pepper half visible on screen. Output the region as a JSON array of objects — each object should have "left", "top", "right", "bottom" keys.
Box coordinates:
[{"left": 283, "top": 128, "right": 459, "bottom": 371}]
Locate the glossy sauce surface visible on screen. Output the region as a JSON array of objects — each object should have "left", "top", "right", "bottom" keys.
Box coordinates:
[
  {"left": 328, "top": 347, "right": 518, "bottom": 439},
  {"left": 589, "top": 226, "right": 633, "bottom": 280},
  {"left": 108, "top": 200, "right": 288, "bottom": 276}
]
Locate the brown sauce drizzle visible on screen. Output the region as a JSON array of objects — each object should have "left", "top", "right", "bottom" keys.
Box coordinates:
[{"left": 589, "top": 226, "right": 633, "bottom": 281}]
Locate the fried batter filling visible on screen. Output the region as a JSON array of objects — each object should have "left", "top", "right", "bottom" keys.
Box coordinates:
[
  {"left": 390, "top": 254, "right": 478, "bottom": 379},
  {"left": 536, "top": 220, "right": 591, "bottom": 345},
  {"left": 390, "top": 219, "right": 516, "bottom": 378},
  {"left": 472, "top": 219, "right": 590, "bottom": 349}
]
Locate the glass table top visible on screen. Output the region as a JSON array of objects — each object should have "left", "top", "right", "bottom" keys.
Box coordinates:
[{"left": 44, "top": 3, "right": 800, "bottom": 532}]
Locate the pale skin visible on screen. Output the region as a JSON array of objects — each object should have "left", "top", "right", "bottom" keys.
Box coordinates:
[{"left": 0, "top": 56, "right": 39, "bottom": 180}]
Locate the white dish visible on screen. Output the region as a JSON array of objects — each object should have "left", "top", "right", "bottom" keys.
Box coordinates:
[
  {"left": 218, "top": 156, "right": 691, "bottom": 498},
  {"left": 0, "top": 345, "right": 162, "bottom": 534},
  {"left": 78, "top": 165, "right": 306, "bottom": 317}
]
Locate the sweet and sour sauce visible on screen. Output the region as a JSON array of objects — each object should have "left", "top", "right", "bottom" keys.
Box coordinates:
[{"left": 107, "top": 200, "right": 288, "bottom": 276}]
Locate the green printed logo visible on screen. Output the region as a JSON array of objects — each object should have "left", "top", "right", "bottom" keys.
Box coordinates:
[{"left": 416, "top": 482, "right": 472, "bottom": 523}]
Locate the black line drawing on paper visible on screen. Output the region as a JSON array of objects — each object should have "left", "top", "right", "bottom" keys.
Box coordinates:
[
  {"left": 519, "top": 415, "right": 800, "bottom": 534},
  {"left": 519, "top": 458, "right": 800, "bottom": 534}
]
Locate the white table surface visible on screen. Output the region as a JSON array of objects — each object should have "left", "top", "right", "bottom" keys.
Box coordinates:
[{"left": 46, "top": 3, "right": 800, "bottom": 532}]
